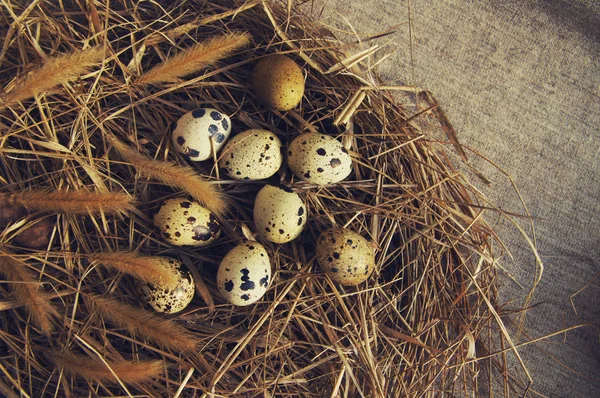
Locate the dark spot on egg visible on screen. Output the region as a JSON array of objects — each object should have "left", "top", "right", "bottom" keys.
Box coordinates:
[
  {"left": 269, "top": 136, "right": 274, "bottom": 140},
  {"left": 265, "top": 156, "right": 271, "bottom": 160},
  {"left": 188, "top": 148, "right": 200, "bottom": 158},
  {"left": 236, "top": 171, "right": 242, "bottom": 175},
  {"left": 225, "top": 161, "right": 230, "bottom": 166},
  {"left": 265, "top": 144, "right": 270, "bottom": 151},
  {"left": 163, "top": 232, "right": 171, "bottom": 239},
  {"left": 208, "top": 124, "right": 219, "bottom": 135},
  {"left": 240, "top": 269, "right": 255, "bottom": 291},
  {"left": 327, "top": 257, "right": 333, "bottom": 262},
  {"left": 180, "top": 202, "right": 192, "bottom": 208},
  {"left": 259, "top": 275, "right": 269, "bottom": 287},
  {"left": 224, "top": 280, "right": 234, "bottom": 292},
  {"left": 265, "top": 227, "right": 271, "bottom": 232},
  {"left": 174, "top": 231, "right": 181, "bottom": 237},
  {"left": 330, "top": 158, "right": 341, "bottom": 168},
  {"left": 192, "top": 225, "right": 212, "bottom": 241},
  {"left": 176, "top": 136, "right": 185, "bottom": 145},
  {"left": 297, "top": 217, "right": 303, "bottom": 226},
  {"left": 341, "top": 147, "right": 349, "bottom": 154},
  {"left": 241, "top": 294, "right": 250, "bottom": 301},
  {"left": 192, "top": 109, "right": 206, "bottom": 118},
  {"left": 187, "top": 217, "right": 196, "bottom": 224},
  {"left": 210, "top": 111, "right": 222, "bottom": 121},
  {"left": 317, "top": 167, "right": 324, "bottom": 173},
  {"left": 331, "top": 267, "right": 338, "bottom": 273},
  {"left": 316, "top": 148, "right": 326, "bottom": 156},
  {"left": 222, "top": 119, "right": 229, "bottom": 130},
  {"left": 244, "top": 176, "right": 250, "bottom": 180},
  {"left": 279, "top": 229, "right": 284, "bottom": 234},
  {"left": 215, "top": 133, "right": 226, "bottom": 143},
  {"left": 297, "top": 207, "right": 304, "bottom": 216},
  {"left": 288, "top": 150, "right": 292, "bottom": 156},
  {"left": 304, "top": 171, "right": 311, "bottom": 179},
  {"left": 333, "top": 252, "right": 340, "bottom": 259}
]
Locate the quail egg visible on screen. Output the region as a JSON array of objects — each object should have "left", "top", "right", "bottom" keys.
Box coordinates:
[
  {"left": 153, "top": 198, "right": 220, "bottom": 247},
  {"left": 288, "top": 132, "right": 352, "bottom": 185},
  {"left": 217, "top": 240, "right": 271, "bottom": 306},
  {"left": 254, "top": 184, "right": 306, "bottom": 243},
  {"left": 218, "top": 129, "right": 283, "bottom": 180},
  {"left": 138, "top": 257, "right": 195, "bottom": 314},
  {"left": 251, "top": 54, "right": 304, "bottom": 111},
  {"left": 316, "top": 228, "right": 375, "bottom": 286},
  {"left": 172, "top": 108, "right": 231, "bottom": 161}
]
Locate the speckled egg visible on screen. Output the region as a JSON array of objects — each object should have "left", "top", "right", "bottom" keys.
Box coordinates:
[
  {"left": 153, "top": 198, "right": 220, "bottom": 247},
  {"left": 138, "top": 257, "right": 195, "bottom": 314},
  {"left": 218, "top": 129, "right": 283, "bottom": 180},
  {"left": 288, "top": 133, "right": 352, "bottom": 185},
  {"left": 316, "top": 228, "right": 375, "bottom": 286},
  {"left": 254, "top": 185, "right": 307, "bottom": 243},
  {"left": 251, "top": 54, "right": 304, "bottom": 111},
  {"left": 172, "top": 108, "right": 231, "bottom": 161},
  {"left": 217, "top": 241, "right": 271, "bottom": 306}
]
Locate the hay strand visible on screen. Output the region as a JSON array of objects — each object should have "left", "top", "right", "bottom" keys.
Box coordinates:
[{"left": 137, "top": 32, "right": 250, "bottom": 84}]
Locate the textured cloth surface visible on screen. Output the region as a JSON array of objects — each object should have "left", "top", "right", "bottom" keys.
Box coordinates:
[{"left": 314, "top": 1, "right": 600, "bottom": 396}]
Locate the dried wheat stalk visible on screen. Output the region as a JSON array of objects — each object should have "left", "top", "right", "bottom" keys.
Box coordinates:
[{"left": 1, "top": 47, "right": 103, "bottom": 108}]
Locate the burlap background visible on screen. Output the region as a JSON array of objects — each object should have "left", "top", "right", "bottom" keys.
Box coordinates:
[{"left": 314, "top": 0, "right": 600, "bottom": 396}]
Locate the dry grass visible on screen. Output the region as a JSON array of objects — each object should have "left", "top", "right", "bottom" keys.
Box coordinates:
[{"left": 0, "top": 1, "right": 539, "bottom": 397}]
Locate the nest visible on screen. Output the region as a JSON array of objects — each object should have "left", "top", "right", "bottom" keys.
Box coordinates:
[{"left": 0, "top": 1, "right": 530, "bottom": 396}]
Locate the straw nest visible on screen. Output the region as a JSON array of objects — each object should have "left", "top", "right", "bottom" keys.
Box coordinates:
[{"left": 0, "top": 1, "right": 530, "bottom": 397}]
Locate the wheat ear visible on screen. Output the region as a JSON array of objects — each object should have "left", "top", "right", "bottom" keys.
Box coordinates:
[
  {"left": 108, "top": 136, "right": 229, "bottom": 217},
  {"left": 137, "top": 32, "right": 250, "bottom": 84},
  {"left": 89, "top": 251, "right": 179, "bottom": 286},
  {"left": 0, "top": 189, "right": 136, "bottom": 215},
  {"left": 0, "top": 254, "right": 58, "bottom": 334},
  {"left": 1, "top": 47, "right": 104, "bottom": 108},
  {"left": 88, "top": 295, "right": 197, "bottom": 352},
  {"left": 52, "top": 350, "right": 162, "bottom": 383}
]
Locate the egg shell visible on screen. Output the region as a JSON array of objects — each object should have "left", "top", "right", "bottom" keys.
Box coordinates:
[
  {"left": 251, "top": 54, "right": 304, "bottom": 111},
  {"left": 218, "top": 129, "right": 283, "bottom": 180},
  {"left": 172, "top": 108, "right": 231, "bottom": 161},
  {"left": 288, "top": 132, "right": 352, "bottom": 185},
  {"left": 14, "top": 217, "right": 53, "bottom": 249},
  {"left": 316, "top": 228, "right": 375, "bottom": 286},
  {"left": 217, "top": 241, "right": 271, "bottom": 306},
  {"left": 153, "top": 198, "right": 221, "bottom": 247},
  {"left": 253, "top": 185, "right": 307, "bottom": 243},
  {"left": 138, "top": 257, "right": 195, "bottom": 314}
]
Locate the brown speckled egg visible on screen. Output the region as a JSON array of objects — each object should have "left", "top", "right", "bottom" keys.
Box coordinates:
[
  {"left": 171, "top": 108, "right": 231, "bottom": 161},
  {"left": 218, "top": 129, "right": 283, "bottom": 180},
  {"left": 288, "top": 132, "right": 352, "bottom": 185},
  {"left": 316, "top": 228, "right": 375, "bottom": 286},
  {"left": 251, "top": 54, "right": 304, "bottom": 111},
  {"left": 253, "top": 185, "right": 306, "bottom": 243},
  {"left": 217, "top": 241, "right": 271, "bottom": 306},
  {"left": 138, "top": 257, "right": 195, "bottom": 314},
  {"left": 153, "top": 198, "right": 220, "bottom": 247}
]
